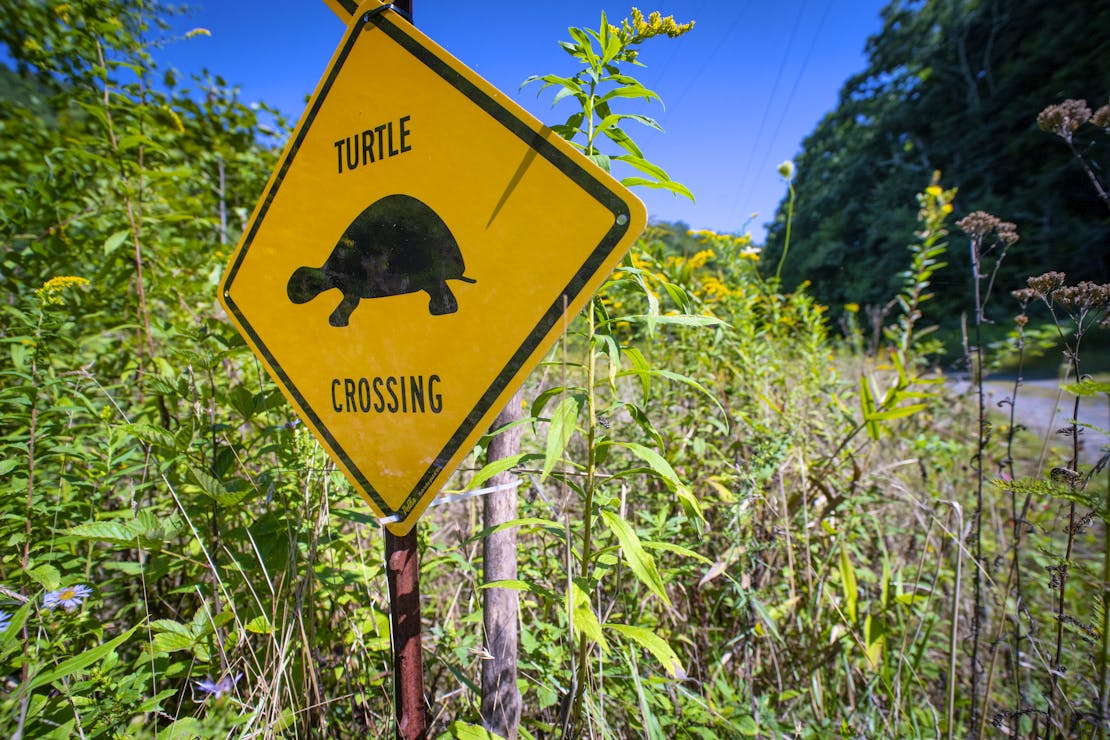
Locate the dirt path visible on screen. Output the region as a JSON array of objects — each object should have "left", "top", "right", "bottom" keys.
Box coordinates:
[{"left": 951, "top": 378, "right": 1109, "bottom": 467}]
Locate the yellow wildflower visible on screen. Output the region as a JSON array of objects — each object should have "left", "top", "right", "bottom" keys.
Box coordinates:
[
  {"left": 36, "top": 275, "right": 90, "bottom": 305},
  {"left": 844, "top": 302, "right": 860, "bottom": 313},
  {"left": 624, "top": 8, "right": 695, "bottom": 41},
  {"left": 687, "top": 249, "right": 714, "bottom": 270}
]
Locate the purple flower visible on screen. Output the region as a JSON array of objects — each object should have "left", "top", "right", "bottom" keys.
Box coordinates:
[
  {"left": 0, "top": 611, "right": 10, "bottom": 632},
  {"left": 42, "top": 584, "right": 92, "bottom": 612},
  {"left": 196, "top": 673, "right": 241, "bottom": 700}
]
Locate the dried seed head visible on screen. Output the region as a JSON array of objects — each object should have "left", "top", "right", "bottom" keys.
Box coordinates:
[
  {"left": 1037, "top": 99, "right": 1092, "bottom": 141},
  {"left": 1027, "top": 271, "right": 1066, "bottom": 297},
  {"left": 1070, "top": 510, "right": 1096, "bottom": 535},
  {"left": 1015, "top": 313, "right": 1029, "bottom": 328},
  {"left": 1054, "top": 281, "right": 1110, "bottom": 313},
  {"left": 995, "top": 220, "right": 1019, "bottom": 246},
  {"left": 1093, "top": 100, "right": 1110, "bottom": 129},
  {"left": 1012, "top": 287, "right": 1038, "bottom": 306},
  {"left": 957, "top": 211, "right": 1000, "bottom": 240},
  {"left": 1050, "top": 466, "right": 1083, "bottom": 490}
]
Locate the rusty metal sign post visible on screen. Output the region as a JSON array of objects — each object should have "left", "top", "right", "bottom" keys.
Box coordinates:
[{"left": 385, "top": 525, "right": 425, "bottom": 739}]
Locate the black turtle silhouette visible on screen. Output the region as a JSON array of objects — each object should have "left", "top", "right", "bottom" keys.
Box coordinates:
[{"left": 287, "top": 194, "right": 475, "bottom": 327}]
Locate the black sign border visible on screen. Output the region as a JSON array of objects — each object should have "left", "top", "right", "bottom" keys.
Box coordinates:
[{"left": 222, "top": 8, "right": 636, "bottom": 523}]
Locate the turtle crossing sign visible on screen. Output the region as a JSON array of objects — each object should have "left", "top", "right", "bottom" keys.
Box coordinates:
[{"left": 219, "top": 2, "right": 647, "bottom": 534}]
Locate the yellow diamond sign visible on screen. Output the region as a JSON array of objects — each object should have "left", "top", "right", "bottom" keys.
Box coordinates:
[{"left": 220, "top": 3, "right": 646, "bottom": 534}]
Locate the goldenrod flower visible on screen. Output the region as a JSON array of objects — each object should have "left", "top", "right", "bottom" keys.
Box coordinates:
[
  {"left": 35, "top": 275, "right": 90, "bottom": 305},
  {"left": 687, "top": 249, "right": 714, "bottom": 269}
]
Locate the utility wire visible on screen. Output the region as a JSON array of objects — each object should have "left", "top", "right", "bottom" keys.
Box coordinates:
[
  {"left": 729, "top": 0, "right": 809, "bottom": 227},
  {"left": 737, "top": 0, "right": 834, "bottom": 219}
]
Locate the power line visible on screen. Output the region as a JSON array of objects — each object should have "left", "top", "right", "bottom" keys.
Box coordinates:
[
  {"left": 729, "top": 0, "right": 809, "bottom": 226},
  {"left": 737, "top": 0, "right": 834, "bottom": 218},
  {"left": 665, "top": 1, "right": 752, "bottom": 117}
]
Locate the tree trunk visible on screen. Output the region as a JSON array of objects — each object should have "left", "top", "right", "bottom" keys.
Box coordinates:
[{"left": 480, "top": 390, "right": 523, "bottom": 738}]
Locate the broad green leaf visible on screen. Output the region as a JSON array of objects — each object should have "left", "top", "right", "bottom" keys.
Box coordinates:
[
  {"left": 102, "top": 229, "right": 130, "bottom": 256},
  {"left": 623, "top": 402, "right": 663, "bottom": 449},
  {"left": 602, "top": 124, "right": 644, "bottom": 158},
  {"left": 615, "top": 154, "right": 671, "bottom": 181},
  {"left": 603, "top": 440, "right": 681, "bottom": 492},
  {"left": 25, "top": 564, "right": 60, "bottom": 591},
  {"left": 541, "top": 394, "right": 581, "bottom": 482},
  {"left": 448, "top": 721, "right": 506, "bottom": 740},
  {"left": 570, "top": 581, "right": 608, "bottom": 652},
  {"left": 642, "top": 540, "right": 714, "bottom": 566},
  {"left": 0, "top": 603, "right": 31, "bottom": 648},
  {"left": 188, "top": 466, "right": 253, "bottom": 506},
  {"left": 151, "top": 631, "right": 196, "bottom": 655},
  {"left": 568, "top": 27, "right": 598, "bottom": 67},
  {"left": 477, "top": 579, "right": 559, "bottom": 601},
  {"left": 608, "top": 113, "right": 663, "bottom": 131},
  {"left": 1063, "top": 379, "right": 1110, "bottom": 396},
  {"left": 28, "top": 623, "right": 140, "bottom": 691},
  {"left": 863, "top": 613, "right": 885, "bottom": 669},
  {"left": 608, "top": 623, "right": 685, "bottom": 679},
  {"left": 840, "top": 546, "right": 859, "bottom": 624},
  {"left": 67, "top": 521, "right": 139, "bottom": 545},
  {"left": 620, "top": 177, "right": 696, "bottom": 201},
  {"left": 737, "top": 716, "right": 760, "bottom": 736},
  {"left": 465, "top": 452, "right": 528, "bottom": 492},
  {"left": 599, "top": 85, "right": 661, "bottom": 104},
  {"left": 244, "top": 616, "right": 273, "bottom": 635},
  {"left": 868, "top": 403, "right": 928, "bottom": 422},
  {"left": 600, "top": 509, "right": 669, "bottom": 605},
  {"left": 587, "top": 152, "right": 611, "bottom": 172},
  {"left": 860, "top": 376, "right": 881, "bottom": 440},
  {"left": 149, "top": 619, "right": 193, "bottom": 637},
  {"left": 651, "top": 368, "right": 729, "bottom": 426}
]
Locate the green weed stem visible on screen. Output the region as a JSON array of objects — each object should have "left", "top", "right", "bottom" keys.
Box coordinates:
[
  {"left": 774, "top": 181, "right": 795, "bottom": 283},
  {"left": 568, "top": 305, "right": 601, "bottom": 736},
  {"left": 946, "top": 502, "right": 966, "bottom": 740}
]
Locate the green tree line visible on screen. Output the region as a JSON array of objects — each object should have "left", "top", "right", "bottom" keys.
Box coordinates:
[{"left": 762, "top": 0, "right": 1110, "bottom": 328}]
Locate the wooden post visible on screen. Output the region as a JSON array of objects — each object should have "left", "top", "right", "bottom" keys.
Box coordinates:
[
  {"left": 481, "top": 390, "right": 523, "bottom": 737},
  {"left": 385, "top": 527, "right": 427, "bottom": 740}
]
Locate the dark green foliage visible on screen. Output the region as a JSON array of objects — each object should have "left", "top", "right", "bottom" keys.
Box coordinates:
[{"left": 763, "top": 0, "right": 1110, "bottom": 325}]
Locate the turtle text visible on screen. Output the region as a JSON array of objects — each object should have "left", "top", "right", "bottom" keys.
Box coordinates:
[{"left": 334, "top": 115, "right": 412, "bottom": 174}]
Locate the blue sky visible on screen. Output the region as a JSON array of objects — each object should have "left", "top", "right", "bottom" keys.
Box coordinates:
[{"left": 157, "top": 0, "right": 888, "bottom": 241}]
